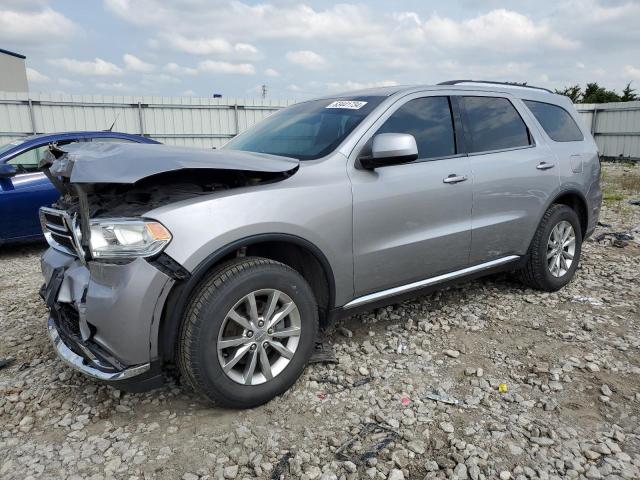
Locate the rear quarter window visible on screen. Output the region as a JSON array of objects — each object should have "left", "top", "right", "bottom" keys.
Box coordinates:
[{"left": 523, "top": 100, "right": 584, "bottom": 142}]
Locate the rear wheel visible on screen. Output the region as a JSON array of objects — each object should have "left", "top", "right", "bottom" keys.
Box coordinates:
[
  {"left": 518, "top": 204, "right": 582, "bottom": 291},
  {"left": 178, "top": 257, "right": 318, "bottom": 408}
]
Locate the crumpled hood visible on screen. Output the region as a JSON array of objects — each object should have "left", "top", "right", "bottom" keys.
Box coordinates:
[{"left": 41, "top": 141, "right": 299, "bottom": 184}]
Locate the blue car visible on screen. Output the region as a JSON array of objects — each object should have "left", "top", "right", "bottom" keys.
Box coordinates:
[{"left": 0, "top": 131, "right": 160, "bottom": 245}]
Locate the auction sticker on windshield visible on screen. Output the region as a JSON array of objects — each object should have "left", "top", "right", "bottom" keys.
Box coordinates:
[{"left": 326, "top": 101, "right": 368, "bottom": 109}]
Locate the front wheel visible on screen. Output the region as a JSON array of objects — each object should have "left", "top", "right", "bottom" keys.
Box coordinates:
[
  {"left": 518, "top": 204, "right": 582, "bottom": 291},
  {"left": 177, "top": 257, "right": 318, "bottom": 408}
]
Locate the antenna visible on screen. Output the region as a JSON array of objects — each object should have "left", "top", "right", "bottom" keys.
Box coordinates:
[
  {"left": 261, "top": 84, "right": 267, "bottom": 99},
  {"left": 106, "top": 112, "right": 121, "bottom": 132}
]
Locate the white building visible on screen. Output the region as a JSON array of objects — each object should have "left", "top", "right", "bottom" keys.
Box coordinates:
[{"left": 0, "top": 48, "right": 28, "bottom": 92}]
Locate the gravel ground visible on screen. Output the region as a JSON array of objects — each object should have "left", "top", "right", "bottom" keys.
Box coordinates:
[{"left": 1, "top": 163, "right": 639, "bottom": 480}]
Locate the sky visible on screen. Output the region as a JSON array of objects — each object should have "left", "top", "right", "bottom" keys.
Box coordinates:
[{"left": 1, "top": 0, "right": 639, "bottom": 100}]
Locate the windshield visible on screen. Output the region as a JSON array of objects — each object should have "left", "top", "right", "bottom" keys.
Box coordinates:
[
  {"left": 0, "top": 138, "right": 27, "bottom": 157},
  {"left": 224, "top": 96, "right": 385, "bottom": 160}
]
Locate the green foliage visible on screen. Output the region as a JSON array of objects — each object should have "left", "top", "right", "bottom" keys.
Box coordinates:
[
  {"left": 582, "top": 83, "right": 621, "bottom": 103},
  {"left": 621, "top": 82, "right": 638, "bottom": 102},
  {"left": 554, "top": 84, "right": 582, "bottom": 102},
  {"left": 555, "top": 82, "right": 638, "bottom": 104}
]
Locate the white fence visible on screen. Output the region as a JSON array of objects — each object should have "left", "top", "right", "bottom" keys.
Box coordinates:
[
  {"left": 1, "top": 92, "right": 639, "bottom": 160},
  {"left": 0, "top": 92, "right": 295, "bottom": 149},
  {"left": 576, "top": 101, "right": 640, "bottom": 161}
]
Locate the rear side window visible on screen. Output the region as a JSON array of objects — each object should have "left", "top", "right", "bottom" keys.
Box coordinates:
[
  {"left": 462, "top": 96, "right": 531, "bottom": 153},
  {"left": 523, "top": 100, "right": 584, "bottom": 142},
  {"left": 376, "top": 96, "right": 456, "bottom": 159}
]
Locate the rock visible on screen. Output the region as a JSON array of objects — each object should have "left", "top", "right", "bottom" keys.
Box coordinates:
[
  {"left": 387, "top": 469, "right": 404, "bottom": 480},
  {"left": 182, "top": 474, "right": 199, "bottom": 480},
  {"left": 425, "top": 460, "right": 439, "bottom": 472},
  {"left": 343, "top": 461, "right": 357, "bottom": 473},
  {"left": 407, "top": 440, "right": 425, "bottom": 454},
  {"left": 499, "top": 472, "right": 511, "bottom": 480},
  {"left": 530, "top": 437, "right": 554, "bottom": 446},
  {"left": 439, "top": 422, "right": 454, "bottom": 433},
  {"left": 453, "top": 463, "right": 468, "bottom": 479},
  {"left": 601, "top": 384, "right": 612, "bottom": 396},
  {"left": 305, "top": 465, "right": 322, "bottom": 479},
  {"left": 338, "top": 326, "right": 353, "bottom": 338},
  {"left": 223, "top": 465, "right": 238, "bottom": 479},
  {"left": 18, "top": 416, "right": 34, "bottom": 432},
  {"left": 444, "top": 349, "right": 460, "bottom": 358}
]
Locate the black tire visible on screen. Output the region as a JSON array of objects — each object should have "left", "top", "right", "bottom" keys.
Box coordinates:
[
  {"left": 518, "top": 204, "right": 582, "bottom": 292},
  {"left": 177, "top": 256, "right": 318, "bottom": 408}
]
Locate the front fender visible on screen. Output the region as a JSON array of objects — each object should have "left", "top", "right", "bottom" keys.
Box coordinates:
[{"left": 145, "top": 159, "right": 353, "bottom": 306}]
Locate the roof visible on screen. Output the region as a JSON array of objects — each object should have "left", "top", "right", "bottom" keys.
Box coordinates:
[
  {"left": 331, "top": 82, "right": 565, "bottom": 104},
  {"left": 1, "top": 131, "right": 159, "bottom": 161},
  {"left": 15, "top": 131, "right": 159, "bottom": 143},
  {"left": 0, "top": 48, "right": 26, "bottom": 60}
]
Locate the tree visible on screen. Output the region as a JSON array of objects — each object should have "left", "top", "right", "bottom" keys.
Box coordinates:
[
  {"left": 555, "top": 84, "right": 582, "bottom": 102},
  {"left": 553, "top": 82, "right": 637, "bottom": 103},
  {"left": 620, "top": 82, "right": 638, "bottom": 102},
  {"left": 582, "top": 82, "right": 621, "bottom": 103}
]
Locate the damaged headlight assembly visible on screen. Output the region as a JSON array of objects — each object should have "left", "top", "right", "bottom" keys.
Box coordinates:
[{"left": 89, "top": 218, "right": 171, "bottom": 259}]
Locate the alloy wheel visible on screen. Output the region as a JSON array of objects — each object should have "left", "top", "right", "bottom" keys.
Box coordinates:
[
  {"left": 546, "top": 220, "right": 576, "bottom": 278},
  {"left": 217, "top": 289, "right": 301, "bottom": 385}
]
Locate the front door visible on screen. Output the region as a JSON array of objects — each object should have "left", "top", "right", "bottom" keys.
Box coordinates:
[
  {"left": 350, "top": 95, "right": 472, "bottom": 297},
  {"left": 0, "top": 145, "right": 59, "bottom": 240}
]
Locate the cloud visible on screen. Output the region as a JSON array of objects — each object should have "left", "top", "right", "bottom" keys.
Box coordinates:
[
  {"left": 123, "top": 53, "right": 155, "bottom": 73},
  {"left": 26, "top": 67, "right": 49, "bottom": 83},
  {"left": 422, "top": 9, "right": 579, "bottom": 52},
  {"left": 198, "top": 60, "right": 255, "bottom": 75},
  {"left": 0, "top": 6, "right": 78, "bottom": 46},
  {"left": 164, "top": 62, "right": 198, "bottom": 76},
  {"left": 286, "top": 50, "right": 327, "bottom": 70},
  {"left": 624, "top": 65, "right": 640, "bottom": 81},
  {"left": 325, "top": 80, "right": 399, "bottom": 92},
  {"left": 264, "top": 68, "right": 279, "bottom": 77},
  {"left": 95, "top": 81, "right": 131, "bottom": 92},
  {"left": 51, "top": 57, "right": 123, "bottom": 76},
  {"left": 160, "top": 33, "right": 259, "bottom": 59},
  {"left": 58, "top": 78, "right": 83, "bottom": 88}
]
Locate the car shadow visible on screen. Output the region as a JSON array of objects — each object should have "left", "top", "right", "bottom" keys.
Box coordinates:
[{"left": 0, "top": 240, "right": 46, "bottom": 259}]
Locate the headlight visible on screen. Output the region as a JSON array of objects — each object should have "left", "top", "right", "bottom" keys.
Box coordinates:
[{"left": 89, "top": 218, "right": 172, "bottom": 259}]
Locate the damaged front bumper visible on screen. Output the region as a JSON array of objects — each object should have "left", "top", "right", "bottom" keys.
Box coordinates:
[
  {"left": 47, "top": 318, "right": 150, "bottom": 381},
  {"left": 40, "top": 247, "right": 175, "bottom": 391}
]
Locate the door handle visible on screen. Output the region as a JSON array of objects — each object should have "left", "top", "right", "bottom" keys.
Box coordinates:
[
  {"left": 536, "top": 162, "right": 555, "bottom": 170},
  {"left": 443, "top": 174, "right": 468, "bottom": 184}
]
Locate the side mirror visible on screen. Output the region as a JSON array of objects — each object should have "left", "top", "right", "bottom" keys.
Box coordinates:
[
  {"left": 360, "top": 133, "right": 419, "bottom": 169},
  {"left": 0, "top": 163, "right": 17, "bottom": 179}
]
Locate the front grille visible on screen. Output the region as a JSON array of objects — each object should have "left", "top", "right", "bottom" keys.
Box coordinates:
[{"left": 40, "top": 207, "right": 83, "bottom": 259}]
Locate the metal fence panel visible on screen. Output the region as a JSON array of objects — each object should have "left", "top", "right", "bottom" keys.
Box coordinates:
[
  {"left": 0, "top": 91, "right": 293, "bottom": 149},
  {"left": 2, "top": 92, "right": 638, "bottom": 160},
  {"left": 576, "top": 101, "right": 640, "bottom": 160}
]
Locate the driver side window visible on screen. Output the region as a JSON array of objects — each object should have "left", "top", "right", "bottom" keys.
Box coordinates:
[
  {"left": 7, "top": 146, "right": 48, "bottom": 173},
  {"left": 376, "top": 96, "right": 457, "bottom": 160}
]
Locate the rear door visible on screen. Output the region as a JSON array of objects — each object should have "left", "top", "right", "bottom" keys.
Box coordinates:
[
  {"left": 522, "top": 99, "right": 595, "bottom": 180},
  {"left": 459, "top": 94, "right": 560, "bottom": 264},
  {"left": 350, "top": 94, "right": 472, "bottom": 297}
]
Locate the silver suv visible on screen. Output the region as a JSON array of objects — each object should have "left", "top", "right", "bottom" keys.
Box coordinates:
[{"left": 39, "top": 81, "right": 602, "bottom": 407}]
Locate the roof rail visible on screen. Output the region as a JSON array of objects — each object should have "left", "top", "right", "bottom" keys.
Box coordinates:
[{"left": 438, "top": 80, "right": 554, "bottom": 94}]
